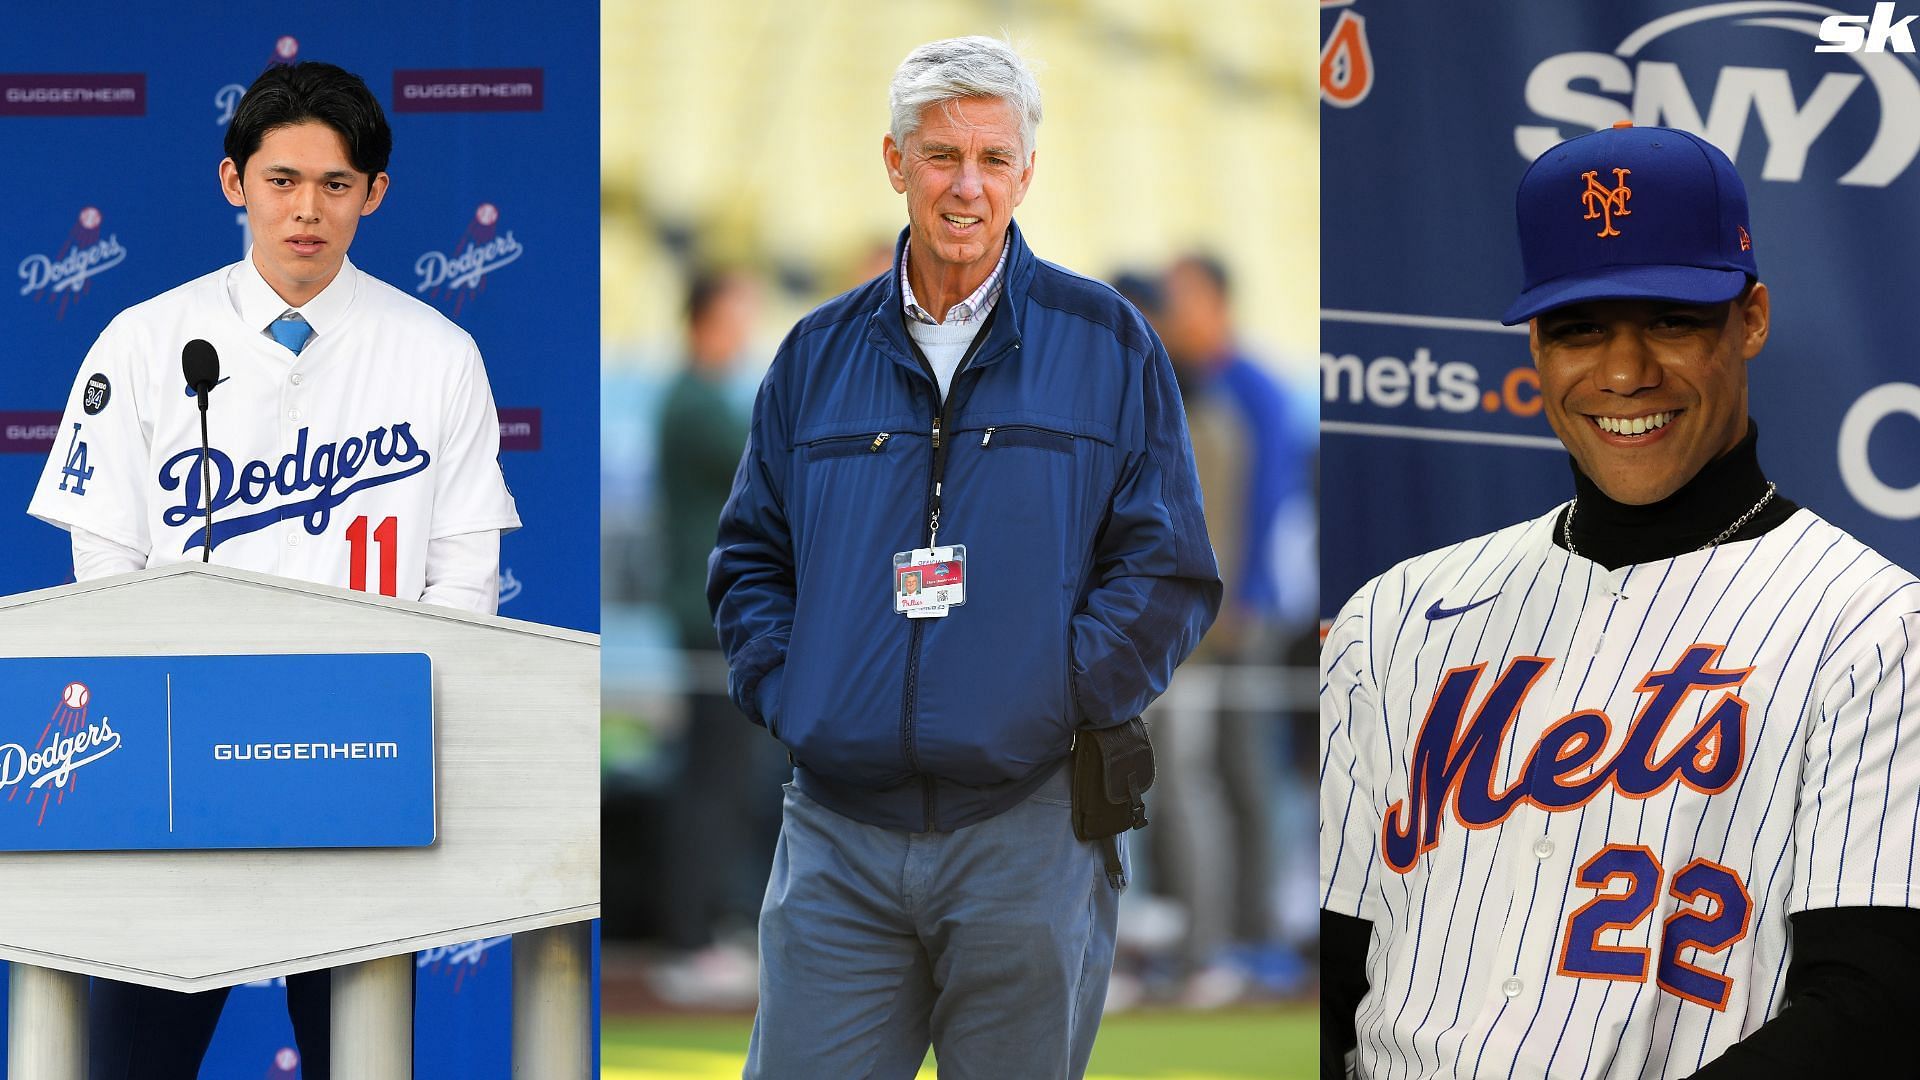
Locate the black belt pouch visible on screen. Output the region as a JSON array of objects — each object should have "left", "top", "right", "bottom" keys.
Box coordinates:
[{"left": 1069, "top": 717, "right": 1155, "bottom": 842}]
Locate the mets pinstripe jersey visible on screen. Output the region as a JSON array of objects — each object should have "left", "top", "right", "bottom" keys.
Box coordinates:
[{"left": 1321, "top": 504, "right": 1920, "bottom": 1079}]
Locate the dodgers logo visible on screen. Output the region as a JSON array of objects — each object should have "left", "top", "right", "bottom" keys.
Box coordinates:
[
  {"left": 1518, "top": 2, "right": 1920, "bottom": 187},
  {"left": 1382, "top": 644, "right": 1749, "bottom": 874},
  {"left": 0, "top": 682, "right": 123, "bottom": 828},
  {"left": 1581, "top": 167, "right": 1633, "bottom": 236},
  {"left": 415, "top": 203, "right": 523, "bottom": 315},
  {"left": 157, "top": 423, "right": 431, "bottom": 552},
  {"left": 214, "top": 35, "right": 300, "bottom": 125},
  {"left": 418, "top": 936, "right": 510, "bottom": 993},
  {"left": 19, "top": 207, "right": 126, "bottom": 319}
]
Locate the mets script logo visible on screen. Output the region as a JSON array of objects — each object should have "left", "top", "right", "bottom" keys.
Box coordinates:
[
  {"left": 1518, "top": 3, "right": 1920, "bottom": 187},
  {"left": 19, "top": 207, "right": 126, "bottom": 319},
  {"left": 415, "top": 203, "right": 522, "bottom": 316},
  {"left": 2, "top": 682, "right": 122, "bottom": 828},
  {"left": 214, "top": 35, "right": 300, "bottom": 125},
  {"left": 157, "top": 424, "right": 430, "bottom": 552},
  {"left": 1581, "top": 168, "right": 1633, "bottom": 237},
  {"left": 1382, "top": 644, "right": 1749, "bottom": 874}
]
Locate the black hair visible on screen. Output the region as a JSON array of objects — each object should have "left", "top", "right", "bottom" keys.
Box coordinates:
[
  {"left": 685, "top": 269, "right": 744, "bottom": 327},
  {"left": 224, "top": 62, "right": 392, "bottom": 180},
  {"left": 1172, "top": 252, "right": 1232, "bottom": 300},
  {"left": 1111, "top": 270, "right": 1164, "bottom": 318}
]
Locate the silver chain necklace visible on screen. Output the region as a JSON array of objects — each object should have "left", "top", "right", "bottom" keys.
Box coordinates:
[{"left": 1563, "top": 481, "right": 1778, "bottom": 561}]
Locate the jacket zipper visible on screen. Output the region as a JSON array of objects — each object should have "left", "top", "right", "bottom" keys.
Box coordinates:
[
  {"left": 897, "top": 306, "right": 1005, "bottom": 832},
  {"left": 901, "top": 398, "right": 954, "bottom": 832}
]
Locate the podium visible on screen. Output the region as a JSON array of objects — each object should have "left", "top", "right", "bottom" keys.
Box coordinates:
[{"left": 0, "top": 564, "right": 599, "bottom": 1079}]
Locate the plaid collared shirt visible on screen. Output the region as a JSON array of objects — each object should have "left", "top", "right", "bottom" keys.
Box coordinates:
[{"left": 900, "top": 238, "right": 1009, "bottom": 326}]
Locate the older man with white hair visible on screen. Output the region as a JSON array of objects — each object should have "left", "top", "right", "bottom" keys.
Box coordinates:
[{"left": 710, "top": 35, "right": 1220, "bottom": 1079}]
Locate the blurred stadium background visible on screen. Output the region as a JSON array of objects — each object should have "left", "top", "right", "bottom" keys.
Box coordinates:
[{"left": 602, "top": 2, "right": 1317, "bottom": 1076}]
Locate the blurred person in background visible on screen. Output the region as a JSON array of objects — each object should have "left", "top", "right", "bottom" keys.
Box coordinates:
[
  {"left": 1147, "top": 252, "right": 1315, "bottom": 1005},
  {"left": 709, "top": 36, "right": 1219, "bottom": 1079},
  {"left": 652, "top": 268, "right": 782, "bottom": 1006}
]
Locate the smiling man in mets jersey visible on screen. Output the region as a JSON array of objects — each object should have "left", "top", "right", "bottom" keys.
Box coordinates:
[{"left": 1321, "top": 123, "right": 1920, "bottom": 1079}]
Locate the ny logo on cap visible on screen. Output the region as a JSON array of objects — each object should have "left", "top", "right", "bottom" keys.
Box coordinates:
[{"left": 1580, "top": 168, "right": 1632, "bottom": 238}]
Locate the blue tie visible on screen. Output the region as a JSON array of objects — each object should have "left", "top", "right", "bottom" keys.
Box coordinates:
[{"left": 269, "top": 315, "right": 312, "bottom": 355}]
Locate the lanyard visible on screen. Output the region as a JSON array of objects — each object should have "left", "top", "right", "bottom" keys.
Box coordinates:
[{"left": 899, "top": 304, "right": 1001, "bottom": 547}]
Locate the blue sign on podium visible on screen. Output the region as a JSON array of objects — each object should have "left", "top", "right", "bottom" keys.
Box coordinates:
[{"left": 0, "top": 654, "right": 434, "bottom": 851}]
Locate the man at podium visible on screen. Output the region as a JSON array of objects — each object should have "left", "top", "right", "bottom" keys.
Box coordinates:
[{"left": 23, "top": 60, "right": 520, "bottom": 1080}]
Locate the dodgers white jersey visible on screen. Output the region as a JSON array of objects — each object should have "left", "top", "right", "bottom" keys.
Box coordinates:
[
  {"left": 1321, "top": 506, "right": 1920, "bottom": 1080},
  {"left": 27, "top": 257, "right": 520, "bottom": 602}
]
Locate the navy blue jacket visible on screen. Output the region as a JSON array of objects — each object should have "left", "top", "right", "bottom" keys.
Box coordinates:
[{"left": 708, "top": 224, "right": 1221, "bottom": 832}]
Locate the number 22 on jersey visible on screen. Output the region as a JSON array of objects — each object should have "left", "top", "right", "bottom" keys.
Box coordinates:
[
  {"left": 347, "top": 515, "right": 398, "bottom": 597},
  {"left": 1556, "top": 844, "right": 1753, "bottom": 1010}
]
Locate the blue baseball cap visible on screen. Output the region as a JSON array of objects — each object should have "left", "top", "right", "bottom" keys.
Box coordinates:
[{"left": 1501, "top": 123, "right": 1757, "bottom": 325}]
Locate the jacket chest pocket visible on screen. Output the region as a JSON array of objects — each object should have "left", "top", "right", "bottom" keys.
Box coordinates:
[
  {"left": 789, "top": 425, "right": 928, "bottom": 552},
  {"left": 803, "top": 431, "right": 896, "bottom": 461},
  {"left": 977, "top": 424, "right": 1076, "bottom": 454},
  {"left": 946, "top": 418, "right": 1115, "bottom": 553}
]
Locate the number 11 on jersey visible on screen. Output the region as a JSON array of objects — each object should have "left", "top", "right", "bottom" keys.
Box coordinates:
[{"left": 347, "top": 515, "right": 398, "bottom": 597}]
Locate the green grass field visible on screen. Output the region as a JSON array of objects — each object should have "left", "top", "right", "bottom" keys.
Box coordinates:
[{"left": 603, "top": 1005, "right": 1314, "bottom": 1079}]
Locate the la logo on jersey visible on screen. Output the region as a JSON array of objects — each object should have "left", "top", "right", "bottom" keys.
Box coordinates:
[
  {"left": 156, "top": 423, "right": 430, "bottom": 553},
  {"left": 1382, "top": 644, "right": 1750, "bottom": 874}
]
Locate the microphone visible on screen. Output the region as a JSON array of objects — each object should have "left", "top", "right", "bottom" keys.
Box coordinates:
[{"left": 180, "top": 340, "right": 220, "bottom": 563}]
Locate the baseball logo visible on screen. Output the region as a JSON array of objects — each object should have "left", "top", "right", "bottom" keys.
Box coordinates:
[
  {"left": 475, "top": 203, "right": 499, "bottom": 227},
  {"left": 276, "top": 36, "right": 299, "bottom": 61},
  {"left": 61, "top": 682, "right": 88, "bottom": 709},
  {"left": 274, "top": 1048, "right": 299, "bottom": 1070},
  {"left": 78, "top": 207, "right": 101, "bottom": 231}
]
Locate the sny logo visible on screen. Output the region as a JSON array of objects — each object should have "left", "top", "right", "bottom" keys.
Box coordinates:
[
  {"left": 1581, "top": 168, "right": 1632, "bottom": 237},
  {"left": 1519, "top": 4, "right": 1920, "bottom": 187},
  {"left": 1381, "top": 644, "right": 1749, "bottom": 874},
  {"left": 1818, "top": 3, "right": 1917, "bottom": 52}
]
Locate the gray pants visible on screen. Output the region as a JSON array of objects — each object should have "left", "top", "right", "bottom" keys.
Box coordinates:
[
  {"left": 1148, "top": 668, "right": 1279, "bottom": 968},
  {"left": 745, "top": 768, "right": 1121, "bottom": 1080}
]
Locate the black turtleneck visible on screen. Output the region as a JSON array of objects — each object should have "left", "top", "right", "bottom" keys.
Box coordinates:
[
  {"left": 1555, "top": 421, "right": 1800, "bottom": 570},
  {"left": 1322, "top": 421, "right": 1920, "bottom": 1080}
]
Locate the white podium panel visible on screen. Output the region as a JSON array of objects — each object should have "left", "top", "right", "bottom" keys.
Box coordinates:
[{"left": 0, "top": 564, "right": 599, "bottom": 992}]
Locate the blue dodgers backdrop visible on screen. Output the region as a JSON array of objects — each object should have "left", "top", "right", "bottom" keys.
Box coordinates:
[
  {"left": 0, "top": 4, "right": 598, "bottom": 1076},
  {"left": 1320, "top": 1, "right": 1920, "bottom": 618}
]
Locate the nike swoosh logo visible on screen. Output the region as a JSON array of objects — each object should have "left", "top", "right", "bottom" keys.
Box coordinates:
[
  {"left": 184, "top": 377, "right": 231, "bottom": 397},
  {"left": 1425, "top": 594, "right": 1500, "bottom": 620}
]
